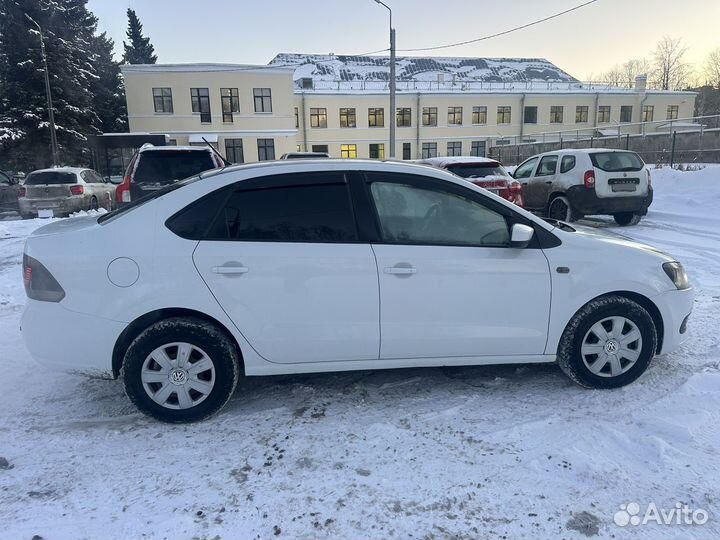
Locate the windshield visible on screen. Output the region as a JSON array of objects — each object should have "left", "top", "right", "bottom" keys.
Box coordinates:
[
  {"left": 134, "top": 150, "right": 215, "bottom": 185},
  {"left": 446, "top": 164, "right": 510, "bottom": 179},
  {"left": 98, "top": 175, "right": 203, "bottom": 224},
  {"left": 25, "top": 171, "right": 77, "bottom": 185},
  {"left": 590, "top": 152, "right": 644, "bottom": 172}
]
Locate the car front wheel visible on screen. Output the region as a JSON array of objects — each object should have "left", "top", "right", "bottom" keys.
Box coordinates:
[
  {"left": 557, "top": 295, "right": 657, "bottom": 388},
  {"left": 122, "top": 317, "right": 240, "bottom": 423}
]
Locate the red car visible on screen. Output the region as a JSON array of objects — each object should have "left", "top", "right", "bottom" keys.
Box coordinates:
[{"left": 417, "top": 157, "right": 524, "bottom": 207}]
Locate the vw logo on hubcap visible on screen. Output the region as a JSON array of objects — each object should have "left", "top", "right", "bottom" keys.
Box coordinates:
[
  {"left": 604, "top": 339, "right": 619, "bottom": 354},
  {"left": 169, "top": 368, "right": 188, "bottom": 385}
]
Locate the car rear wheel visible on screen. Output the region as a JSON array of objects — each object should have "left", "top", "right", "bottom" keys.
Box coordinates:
[
  {"left": 89, "top": 196, "right": 98, "bottom": 211},
  {"left": 557, "top": 295, "right": 657, "bottom": 389},
  {"left": 122, "top": 317, "right": 240, "bottom": 423},
  {"left": 547, "top": 195, "right": 579, "bottom": 222},
  {"left": 613, "top": 212, "right": 642, "bottom": 226}
]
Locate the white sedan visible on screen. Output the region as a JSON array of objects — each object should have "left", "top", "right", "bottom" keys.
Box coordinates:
[{"left": 21, "top": 160, "right": 694, "bottom": 422}]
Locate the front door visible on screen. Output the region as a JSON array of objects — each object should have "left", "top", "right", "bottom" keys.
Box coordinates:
[
  {"left": 193, "top": 173, "right": 380, "bottom": 364},
  {"left": 365, "top": 173, "right": 551, "bottom": 359},
  {"left": 526, "top": 154, "right": 559, "bottom": 210}
]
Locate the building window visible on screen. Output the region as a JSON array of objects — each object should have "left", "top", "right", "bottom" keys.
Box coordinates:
[
  {"left": 368, "top": 108, "right": 384, "bottom": 127},
  {"left": 369, "top": 143, "right": 385, "bottom": 159},
  {"left": 523, "top": 106, "right": 538, "bottom": 124},
  {"left": 448, "top": 106, "right": 463, "bottom": 125},
  {"left": 340, "top": 108, "right": 356, "bottom": 128},
  {"left": 598, "top": 105, "right": 611, "bottom": 123},
  {"left": 397, "top": 107, "right": 412, "bottom": 127},
  {"left": 402, "top": 142, "right": 411, "bottom": 160},
  {"left": 341, "top": 144, "right": 357, "bottom": 158},
  {"left": 576, "top": 106, "right": 589, "bottom": 123},
  {"left": 422, "top": 107, "right": 437, "bottom": 126},
  {"left": 224, "top": 139, "right": 244, "bottom": 164},
  {"left": 253, "top": 88, "right": 272, "bottom": 112},
  {"left": 497, "top": 106, "right": 511, "bottom": 124},
  {"left": 312, "top": 144, "right": 329, "bottom": 153},
  {"left": 667, "top": 105, "right": 679, "bottom": 120},
  {"left": 310, "top": 108, "right": 327, "bottom": 128},
  {"left": 257, "top": 138, "right": 275, "bottom": 161},
  {"left": 642, "top": 105, "right": 654, "bottom": 122},
  {"left": 190, "top": 88, "right": 211, "bottom": 123},
  {"left": 294, "top": 107, "right": 299, "bottom": 128},
  {"left": 421, "top": 142, "right": 437, "bottom": 158},
  {"left": 472, "top": 106, "right": 487, "bottom": 125},
  {"left": 620, "top": 105, "right": 633, "bottom": 123},
  {"left": 152, "top": 87, "right": 173, "bottom": 113},
  {"left": 220, "top": 88, "right": 239, "bottom": 123},
  {"left": 447, "top": 141, "right": 462, "bottom": 156},
  {"left": 470, "top": 141, "right": 486, "bottom": 157},
  {"left": 550, "top": 106, "right": 564, "bottom": 124}
]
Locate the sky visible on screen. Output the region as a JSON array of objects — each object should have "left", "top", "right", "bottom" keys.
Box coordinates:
[{"left": 88, "top": 0, "right": 719, "bottom": 80}]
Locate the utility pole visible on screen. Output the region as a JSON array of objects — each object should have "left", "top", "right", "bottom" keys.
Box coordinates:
[
  {"left": 25, "top": 14, "right": 60, "bottom": 167},
  {"left": 374, "top": 0, "right": 396, "bottom": 159}
]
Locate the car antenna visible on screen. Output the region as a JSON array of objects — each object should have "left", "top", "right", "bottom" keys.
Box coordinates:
[{"left": 202, "top": 137, "right": 231, "bottom": 166}]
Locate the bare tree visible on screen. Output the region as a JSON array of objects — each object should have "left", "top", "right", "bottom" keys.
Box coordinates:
[
  {"left": 599, "top": 66, "right": 623, "bottom": 86},
  {"left": 705, "top": 48, "right": 720, "bottom": 89},
  {"left": 652, "top": 36, "right": 691, "bottom": 90},
  {"left": 621, "top": 58, "right": 651, "bottom": 88}
]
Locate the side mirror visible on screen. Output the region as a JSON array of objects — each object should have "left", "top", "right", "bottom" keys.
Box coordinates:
[{"left": 510, "top": 223, "right": 534, "bottom": 248}]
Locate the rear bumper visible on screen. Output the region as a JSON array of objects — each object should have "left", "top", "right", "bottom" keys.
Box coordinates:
[
  {"left": 567, "top": 185, "right": 653, "bottom": 216},
  {"left": 21, "top": 300, "right": 126, "bottom": 378},
  {"left": 18, "top": 197, "right": 85, "bottom": 217},
  {"left": 652, "top": 287, "right": 694, "bottom": 355}
]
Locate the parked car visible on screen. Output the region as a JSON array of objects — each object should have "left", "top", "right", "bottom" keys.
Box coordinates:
[
  {"left": 419, "top": 156, "right": 524, "bottom": 207},
  {"left": 0, "top": 170, "right": 21, "bottom": 214},
  {"left": 513, "top": 149, "right": 653, "bottom": 225},
  {"left": 279, "top": 151, "right": 330, "bottom": 159},
  {"left": 116, "top": 144, "right": 224, "bottom": 204},
  {"left": 22, "top": 160, "right": 693, "bottom": 422},
  {"left": 18, "top": 167, "right": 115, "bottom": 218}
]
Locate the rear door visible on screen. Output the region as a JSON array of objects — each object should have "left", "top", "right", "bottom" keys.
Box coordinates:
[
  {"left": 590, "top": 151, "right": 649, "bottom": 198},
  {"left": 23, "top": 170, "right": 76, "bottom": 201},
  {"left": 192, "top": 172, "right": 380, "bottom": 364}
]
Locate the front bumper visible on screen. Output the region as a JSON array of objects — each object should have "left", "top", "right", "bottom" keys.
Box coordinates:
[
  {"left": 567, "top": 185, "right": 653, "bottom": 216},
  {"left": 19, "top": 197, "right": 85, "bottom": 217},
  {"left": 21, "top": 300, "right": 126, "bottom": 378},
  {"left": 652, "top": 286, "right": 694, "bottom": 355}
]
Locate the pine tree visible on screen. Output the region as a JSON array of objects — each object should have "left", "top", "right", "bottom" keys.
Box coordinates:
[
  {"left": 122, "top": 9, "right": 157, "bottom": 65},
  {"left": 91, "top": 32, "right": 127, "bottom": 133}
]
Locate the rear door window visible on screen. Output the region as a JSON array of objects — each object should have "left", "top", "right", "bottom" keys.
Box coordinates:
[
  {"left": 25, "top": 171, "right": 77, "bottom": 185},
  {"left": 560, "top": 156, "right": 576, "bottom": 173},
  {"left": 590, "top": 152, "right": 644, "bottom": 172},
  {"left": 134, "top": 150, "right": 215, "bottom": 186},
  {"left": 536, "top": 156, "right": 558, "bottom": 177}
]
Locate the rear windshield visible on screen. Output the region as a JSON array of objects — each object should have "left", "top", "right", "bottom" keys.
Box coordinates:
[
  {"left": 446, "top": 163, "right": 509, "bottom": 179},
  {"left": 590, "top": 152, "right": 644, "bottom": 172},
  {"left": 134, "top": 150, "right": 215, "bottom": 185},
  {"left": 25, "top": 171, "right": 77, "bottom": 185}
]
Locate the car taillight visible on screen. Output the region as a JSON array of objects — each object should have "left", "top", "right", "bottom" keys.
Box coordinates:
[
  {"left": 18, "top": 187, "right": 26, "bottom": 197},
  {"left": 23, "top": 254, "right": 65, "bottom": 302},
  {"left": 116, "top": 174, "right": 131, "bottom": 203},
  {"left": 69, "top": 185, "right": 84, "bottom": 195},
  {"left": 584, "top": 170, "right": 596, "bottom": 189},
  {"left": 508, "top": 181, "right": 524, "bottom": 207}
]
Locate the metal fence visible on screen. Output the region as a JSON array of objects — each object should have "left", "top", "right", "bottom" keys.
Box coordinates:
[{"left": 488, "top": 114, "right": 720, "bottom": 166}]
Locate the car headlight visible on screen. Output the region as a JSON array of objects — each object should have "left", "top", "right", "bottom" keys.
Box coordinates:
[{"left": 662, "top": 262, "right": 690, "bottom": 290}]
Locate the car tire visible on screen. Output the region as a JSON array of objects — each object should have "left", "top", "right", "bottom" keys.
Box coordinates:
[
  {"left": 614, "top": 212, "right": 642, "bottom": 226},
  {"left": 557, "top": 295, "right": 657, "bottom": 389},
  {"left": 122, "top": 317, "right": 240, "bottom": 423},
  {"left": 547, "top": 195, "right": 579, "bottom": 222}
]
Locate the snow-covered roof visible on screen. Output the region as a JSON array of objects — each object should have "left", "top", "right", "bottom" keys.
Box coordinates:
[
  {"left": 270, "top": 53, "right": 578, "bottom": 86},
  {"left": 121, "top": 63, "right": 293, "bottom": 75}
]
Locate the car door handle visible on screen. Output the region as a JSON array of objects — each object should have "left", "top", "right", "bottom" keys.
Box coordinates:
[
  {"left": 545, "top": 181, "right": 553, "bottom": 184},
  {"left": 212, "top": 265, "right": 249, "bottom": 275},
  {"left": 384, "top": 266, "right": 417, "bottom": 275}
]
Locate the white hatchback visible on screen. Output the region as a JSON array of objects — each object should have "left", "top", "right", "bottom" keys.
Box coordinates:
[{"left": 21, "top": 160, "right": 693, "bottom": 422}]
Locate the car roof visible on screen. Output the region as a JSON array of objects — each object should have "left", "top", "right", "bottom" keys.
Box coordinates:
[
  {"left": 533, "top": 148, "right": 637, "bottom": 157},
  {"left": 28, "top": 167, "right": 88, "bottom": 174},
  {"left": 139, "top": 145, "right": 212, "bottom": 153},
  {"left": 419, "top": 156, "right": 500, "bottom": 167}
]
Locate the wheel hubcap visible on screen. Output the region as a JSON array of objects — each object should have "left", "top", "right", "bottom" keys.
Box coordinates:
[
  {"left": 581, "top": 316, "right": 643, "bottom": 378},
  {"left": 141, "top": 342, "right": 215, "bottom": 409}
]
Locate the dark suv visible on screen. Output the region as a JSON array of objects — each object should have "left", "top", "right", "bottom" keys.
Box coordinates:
[{"left": 116, "top": 145, "right": 223, "bottom": 204}]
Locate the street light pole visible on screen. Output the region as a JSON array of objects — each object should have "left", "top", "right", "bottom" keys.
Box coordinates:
[
  {"left": 25, "top": 14, "right": 60, "bottom": 167},
  {"left": 374, "top": 0, "right": 396, "bottom": 159}
]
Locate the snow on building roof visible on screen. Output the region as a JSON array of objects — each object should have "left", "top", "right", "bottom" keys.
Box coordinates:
[{"left": 270, "top": 53, "right": 579, "bottom": 85}]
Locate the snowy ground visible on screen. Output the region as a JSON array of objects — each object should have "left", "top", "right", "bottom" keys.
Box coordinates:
[{"left": 1, "top": 166, "right": 719, "bottom": 540}]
